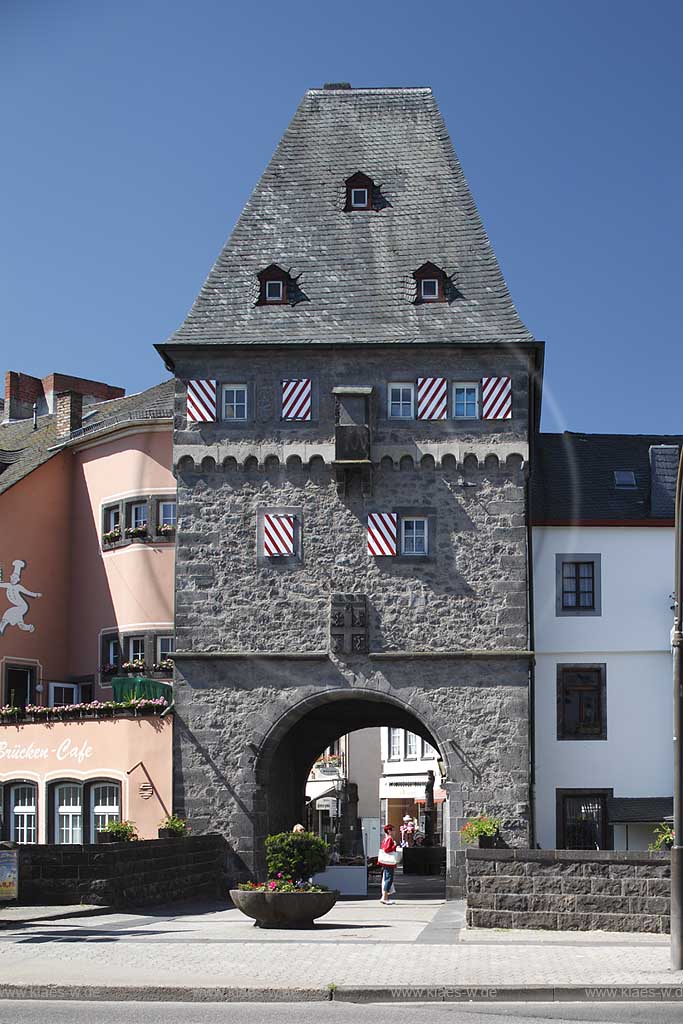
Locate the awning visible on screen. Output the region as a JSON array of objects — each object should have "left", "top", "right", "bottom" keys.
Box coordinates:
[
  {"left": 415, "top": 788, "right": 447, "bottom": 805},
  {"left": 607, "top": 797, "right": 672, "bottom": 824},
  {"left": 305, "top": 780, "right": 340, "bottom": 803},
  {"left": 111, "top": 677, "right": 173, "bottom": 702}
]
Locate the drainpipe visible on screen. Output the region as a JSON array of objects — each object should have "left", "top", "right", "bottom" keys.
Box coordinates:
[{"left": 671, "top": 447, "right": 683, "bottom": 970}]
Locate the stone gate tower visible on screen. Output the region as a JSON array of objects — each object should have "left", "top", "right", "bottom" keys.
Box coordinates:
[{"left": 157, "top": 85, "right": 543, "bottom": 895}]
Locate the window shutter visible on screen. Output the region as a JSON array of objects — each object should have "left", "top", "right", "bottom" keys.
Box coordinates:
[
  {"left": 417, "top": 378, "right": 447, "bottom": 420},
  {"left": 186, "top": 380, "right": 217, "bottom": 423},
  {"left": 263, "top": 514, "right": 295, "bottom": 557},
  {"left": 367, "top": 513, "right": 397, "bottom": 556},
  {"left": 282, "top": 379, "right": 312, "bottom": 421},
  {"left": 481, "top": 377, "right": 512, "bottom": 420}
]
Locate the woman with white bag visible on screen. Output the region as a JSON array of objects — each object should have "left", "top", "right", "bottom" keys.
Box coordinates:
[{"left": 377, "top": 823, "right": 401, "bottom": 904}]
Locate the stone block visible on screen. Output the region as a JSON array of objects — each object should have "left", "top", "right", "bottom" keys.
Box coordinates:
[
  {"left": 621, "top": 879, "right": 647, "bottom": 897},
  {"left": 638, "top": 863, "right": 671, "bottom": 879},
  {"left": 608, "top": 864, "right": 637, "bottom": 879},
  {"left": 480, "top": 875, "right": 527, "bottom": 894},
  {"left": 494, "top": 860, "right": 526, "bottom": 876},
  {"left": 529, "top": 894, "right": 576, "bottom": 914},
  {"left": 575, "top": 894, "right": 630, "bottom": 914},
  {"left": 495, "top": 893, "right": 530, "bottom": 912},
  {"left": 629, "top": 896, "right": 669, "bottom": 915},
  {"left": 647, "top": 878, "right": 671, "bottom": 897},
  {"left": 561, "top": 877, "right": 592, "bottom": 895},
  {"left": 468, "top": 909, "right": 514, "bottom": 929},
  {"left": 590, "top": 879, "right": 623, "bottom": 896},
  {"left": 512, "top": 911, "right": 558, "bottom": 930},
  {"left": 581, "top": 863, "right": 611, "bottom": 877},
  {"left": 532, "top": 876, "right": 563, "bottom": 895},
  {"left": 467, "top": 893, "right": 495, "bottom": 910}
]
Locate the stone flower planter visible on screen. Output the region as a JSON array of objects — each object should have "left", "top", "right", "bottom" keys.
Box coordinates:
[{"left": 229, "top": 888, "right": 338, "bottom": 928}]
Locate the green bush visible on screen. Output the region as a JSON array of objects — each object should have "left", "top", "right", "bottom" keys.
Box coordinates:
[
  {"left": 265, "top": 831, "right": 329, "bottom": 881},
  {"left": 649, "top": 821, "right": 674, "bottom": 851},
  {"left": 159, "top": 814, "right": 190, "bottom": 836},
  {"left": 104, "top": 819, "right": 138, "bottom": 842}
]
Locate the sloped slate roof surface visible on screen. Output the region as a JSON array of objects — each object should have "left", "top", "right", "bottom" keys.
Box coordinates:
[
  {"left": 0, "top": 380, "right": 173, "bottom": 496},
  {"left": 607, "top": 797, "right": 672, "bottom": 823},
  {"left": 532, "top": 433, "right": 683, "bottom": 523},
  {"left": 164, "top": 87, "right": 536, "bottom": 348}
]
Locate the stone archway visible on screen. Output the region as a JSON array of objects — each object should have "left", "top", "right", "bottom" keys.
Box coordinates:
[{"left": 250, "top": 687, "right": 453, "bottom": 885}]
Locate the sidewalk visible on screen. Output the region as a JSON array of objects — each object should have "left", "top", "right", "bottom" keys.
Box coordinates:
[{"left": 0, "top": 894, "right": 682, "bottom": 1003}]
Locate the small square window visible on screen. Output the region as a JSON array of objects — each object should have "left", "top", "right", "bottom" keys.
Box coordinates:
[
  {"left": 453, "top": 383, "right": 479, "bottom": 419},
  {"left": 420, "top": 279, "right": 439, "bottom": 300},
  {"left": 388, "top": 383, "right": 414, "bottom": 419},
  {"left": 222, "top": 385, "right": 248, "bottom": 421},
  {"left": 265, "top": 280, "right": 283, "bottom": 302},
  {"left": 614, "top": 470, "right": 637, "bottom": 488},
  {"left": 401, "top": 517, "right": 428, "bottom": 555},
  {"left": 557, "top": 666, "right": 606, "bottom": 740},
  {"left": 128, "top": 636, "right": 145, "bottom": 662},
  {"left": 351, "top": 188, "right": 368, "bottom": 208}
]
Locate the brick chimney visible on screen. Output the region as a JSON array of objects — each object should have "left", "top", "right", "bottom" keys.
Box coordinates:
[
  {"left": 55, "top": 391, "right": 83, "bottom": 437},
  {"left": 4, "top": 371, "right": 43, "bottom": 421}
]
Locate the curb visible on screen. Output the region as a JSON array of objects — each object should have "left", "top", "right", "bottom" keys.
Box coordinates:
[{"left": 2, "top": 983, "right": 683, "bottom": 1003}]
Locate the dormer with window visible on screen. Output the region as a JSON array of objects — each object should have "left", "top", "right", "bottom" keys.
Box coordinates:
[
  {"left": 344, "top": 172, "right": 374, "bottom": 212},
  {"left": 257, "top": 264, "right": 290, "bottom": 306},
  {"left": 413, "top": 262, "right": 447, "bottom": 304}
]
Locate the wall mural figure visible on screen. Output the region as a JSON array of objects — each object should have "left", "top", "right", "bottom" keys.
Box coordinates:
[{"left": 0, "top": 560, "right": 42, "bottom": 635}]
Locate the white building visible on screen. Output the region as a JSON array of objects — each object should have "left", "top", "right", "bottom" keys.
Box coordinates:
[
  {"left": 379, "top": 727, "right": 445, "bottom": 842},
  {"left": 532, "top": 435, "right": 679, "bottom": 851}
]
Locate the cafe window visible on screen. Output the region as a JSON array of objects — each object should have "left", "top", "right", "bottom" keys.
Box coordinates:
[
  {"left": 55, "top": 783, "right": 83, "bottom": 845},
  {"left": 91, "top": 783, "right": 120, "bottom": 834},
  {"left": 10, "top": 784, "right": 37, "bottom": 845},
  {"left": 389, "top": 728, "right": 402, "bottom": 760}
]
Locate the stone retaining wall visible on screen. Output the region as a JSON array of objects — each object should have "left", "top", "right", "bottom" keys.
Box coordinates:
[
  {"left": 466, "top": 848, "right": 671, "bottom": 933},
  {"left": 17, "top": 834, "right": 240, "bottom": 908}
]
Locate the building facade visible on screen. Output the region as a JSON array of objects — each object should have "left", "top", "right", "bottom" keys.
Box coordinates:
[
  {"left": 0, "top": 372, "right": 175, "bottom": 842},
  {"left": 532, "top": 435, "right": 680, "bottom": 851},
  {"left": 159, "top": 85, "right": 540, "bottom": 894}
]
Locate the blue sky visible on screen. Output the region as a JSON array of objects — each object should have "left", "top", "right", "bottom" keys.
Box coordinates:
[{"left": 1, "top": 0, "right": 681, "bottom": 434}]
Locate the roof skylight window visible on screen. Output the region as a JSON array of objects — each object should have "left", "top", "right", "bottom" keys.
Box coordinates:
[{"left": 614, "top": 470, "right": 637, "bottom": 488}]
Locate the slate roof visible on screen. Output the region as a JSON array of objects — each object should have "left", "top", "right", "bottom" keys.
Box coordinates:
[
  {"left": 0, "top": 380, "right": 174, "bottom": 497},
  {"left": 607, "top": 797, "right": 672, "bottom": 824},
  {"left": 161, "top": 86, "right": 537, "bottom": 350},
  {"left": 532, "top": 433, "right": 683, "bottom": 523}
]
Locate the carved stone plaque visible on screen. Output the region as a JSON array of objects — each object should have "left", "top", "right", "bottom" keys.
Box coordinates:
[{"left": 330, "top": 593, "right": 368, "bottom": 655}]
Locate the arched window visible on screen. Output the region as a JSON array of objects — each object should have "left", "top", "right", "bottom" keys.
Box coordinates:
[
  {"left": 10, "top": 783, "right": 37, "bottom": 844},
  {"left": 91, "top": 782, "right": 120, "bottom": 835}
]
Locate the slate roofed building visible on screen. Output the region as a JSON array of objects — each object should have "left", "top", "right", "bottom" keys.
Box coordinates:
[
  {"left": 531, "top": 433, "right": 682, "bottom": 851},
  {"left": 0, "top": 370, "right": 175, "bottom": 844},
  {"left": 159, "top": 84, "right": 543, "bottom": 895}
]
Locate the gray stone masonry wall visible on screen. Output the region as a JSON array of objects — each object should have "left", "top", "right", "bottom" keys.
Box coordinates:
[
  {"left": 17, "top": 835, "right": 235, "bottom": 908},
  {"left": 467, "top": 849, "right": 671, "bottom": 933}
]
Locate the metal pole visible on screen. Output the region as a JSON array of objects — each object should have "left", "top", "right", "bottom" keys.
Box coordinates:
[{"left": 671, "top": 448, "right": 683, "bottom": 970}]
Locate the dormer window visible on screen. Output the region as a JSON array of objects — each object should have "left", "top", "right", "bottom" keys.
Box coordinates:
[
  {"left": 344, "top": 172, "right": 373, "bottom": 212},
  {"left": 257, "top": 264, "right": 289, "bottom": 305},
  {"left": 265, "top": 280, "right": 283, "bottom": 302},
  {"left": 413, "top": 262, "right": 447, "bottom": 304}
]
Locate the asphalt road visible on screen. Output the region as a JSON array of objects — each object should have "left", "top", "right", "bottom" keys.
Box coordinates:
[{"left": 1, "top": 1002, "right": 683, "bottom": 1024}]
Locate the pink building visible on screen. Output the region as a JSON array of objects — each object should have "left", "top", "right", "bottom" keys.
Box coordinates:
[{"left": 0, "top": 371, "right": 175, "bottom": 843}]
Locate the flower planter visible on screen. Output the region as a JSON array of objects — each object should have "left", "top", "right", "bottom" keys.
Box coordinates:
[
  {"left": 158, "top": 828, "right": 184, "bottom": 839},
  {"left": 478, "top": 834, "right": 497, "bottom": 849},
  {"left": 229, "top": 889, "right": 338, "bottom": 928},
  {"left": 96, "top": 832, "right": 119, "bottom": 844}
]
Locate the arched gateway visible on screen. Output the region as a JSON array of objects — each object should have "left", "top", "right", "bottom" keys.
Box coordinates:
[{"left": 161, "top": 85, "right": 541, "bottom": 897}]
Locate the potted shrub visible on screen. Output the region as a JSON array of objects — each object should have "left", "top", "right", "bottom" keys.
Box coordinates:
[
  {"left": 97, "top": 819, "right": 138, "bottom": 844},
  {"left": 230, "top": 831, "right": 337, "bottom": 928},
  {"left": 460, "top": 815, "right": 502, "bottom": 849},
  {"left": 158, "top": 814, "right": 190, "bottom": 839}
]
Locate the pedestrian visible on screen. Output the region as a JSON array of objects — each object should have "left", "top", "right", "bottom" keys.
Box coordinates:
[{"left": 377, "top": 823, "right": 399, "bottom": 905}]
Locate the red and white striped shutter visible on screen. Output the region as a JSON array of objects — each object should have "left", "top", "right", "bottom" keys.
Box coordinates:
[
  {"left": 263, "top": 514, "right": 295, "bottom": 557},
  {"left": 481, "top": 377, "right": 512, "bottom": 420},
  {"left": 186, "top": 380, "right": 217, "bottom": 423},
  {"left": 367, "top": 513, "right": 397, "bottom": 557},
  {"left": 417, "top": 377, "right": 447, "bottom": 420},
  {"left": 282, "top": 379, "right": 312, "bottom": 421}
]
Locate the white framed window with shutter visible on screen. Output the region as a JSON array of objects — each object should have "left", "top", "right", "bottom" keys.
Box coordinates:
[{"left": 388, "top": 383, "right": 414, "bottom": 419}]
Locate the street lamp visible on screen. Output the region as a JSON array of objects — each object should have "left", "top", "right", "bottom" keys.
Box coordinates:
[{"left": 671, "top": 447, "right": 683, "bottom": 970}]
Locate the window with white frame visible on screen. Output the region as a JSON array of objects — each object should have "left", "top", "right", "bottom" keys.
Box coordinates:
[
  {"left": 158, "top": 500, "right": 176, "bottom": 528},
  {"left": 157, "top": 636, "right": 175, "bottom": 662},
  {"left": 405, "top": 732, "right": 418, "bottom": 758},
  {"left": 104, "top": 506, "right": 120, "bottom": 532},
  {"left": 453, "top": 383, "right": 479, "bottom": 419},
  {"left": 130, "top": 502, "right": 147, "bottom": 529},
  {"left": 11, "top": 784, "right": 37, "bottom": 844},
  {"left": 55, "top": 783, "right": 82, "bottom": 844},
  {"left": 91, "top": 783, "right": 120, "bottom": 834},
  {"left": 128, "top": 636, "right": 145, "bottom": 662},
  {"left": 351, "top": 187, "right": 368, "bottom": 208},
  {"left": 388, "top": 383, "right": 414, "bottom": 419},
  {"left": 389, "top": 728, "right": 402, "bottom": 760},
  {"left": 401, "top": 517, "right": 428, "bottom": 555},
  {"left": 50, "top": 683, "right": 78, "bottom": 707},
  {"left": 421, "top": 739, "right": 437, "bottom": 759},
  {"left": 420, "top": 278, "right": 439, "bottom": 300},
  {"left": 222, "top": 385, "right": 248, "bottom": 421},
  {"left": 265, "top": 280, "right": 283, "bottom": 303}
]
